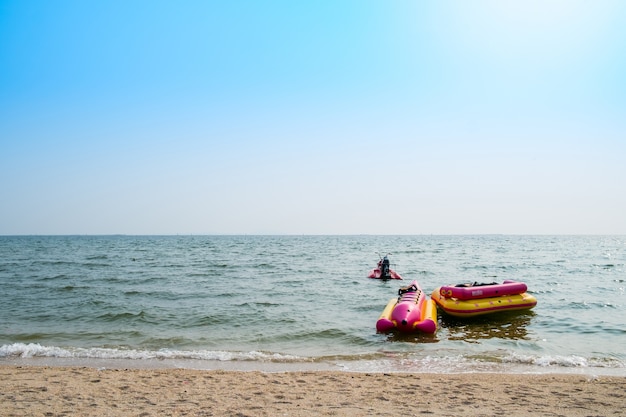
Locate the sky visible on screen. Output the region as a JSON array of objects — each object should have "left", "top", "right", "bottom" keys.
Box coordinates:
[{"left": 1, "top": 0, "right": 625, "bottom": 235}]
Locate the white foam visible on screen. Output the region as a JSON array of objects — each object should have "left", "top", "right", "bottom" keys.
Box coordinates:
[
  {"left": 2, "top": 343, "right": 624, "bottom": 376},
  {"left": 0, "top": 343, "right": 303, "bottom": 362},
  {"left": 502, "top": 351, "right": 625, "bottom": 369}
]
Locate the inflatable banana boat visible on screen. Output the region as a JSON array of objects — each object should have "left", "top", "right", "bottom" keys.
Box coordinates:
[{"left": 376, "top": 280, "right": 437, "bottom": 333}]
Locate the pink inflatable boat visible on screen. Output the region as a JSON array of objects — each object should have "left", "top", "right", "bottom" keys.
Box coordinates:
[
  {"left": 376, "top": 280, "right": 437, "bottom": 334},
  {"left": 438, "top": 280, "right": 528, "bottom": 300},
  {"left": 432, "top": 280, "right": 537, "bottom": 318}
]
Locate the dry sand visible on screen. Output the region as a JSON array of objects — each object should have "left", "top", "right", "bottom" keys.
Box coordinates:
[{"left": 1, "top": 365, "right": 624, "bottom": 416}]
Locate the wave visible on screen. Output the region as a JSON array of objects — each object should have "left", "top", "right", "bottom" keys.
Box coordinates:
[
  {"left": 1, "top": 343, "right": 624, "bottom": 375},
  {"left": 502, "top": 352, "right": 625, "bottom": 369},
  {"left": 337, "top": 351, "right": 626, "bottom": 374},
  {"left": 0, "top": 343, "right": 305, "bottom": 362},
  {"left": 96, "top": 311, "right": 149, "bottom": 322}
]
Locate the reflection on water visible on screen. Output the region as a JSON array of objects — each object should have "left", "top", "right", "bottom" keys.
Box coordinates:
[
  {"left": 439, "top": 311, "right": 535, "bottom": 342},
  {"left": 381, "top": 311, "right": 535, "bottom": 344},
  {"left": 384, "top": 331, "right": 439, "bottom": 344}
]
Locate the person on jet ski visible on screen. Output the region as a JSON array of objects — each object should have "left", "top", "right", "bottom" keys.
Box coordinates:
[{"left": 381, "top": 255, "right": 391, "bottom": 279}]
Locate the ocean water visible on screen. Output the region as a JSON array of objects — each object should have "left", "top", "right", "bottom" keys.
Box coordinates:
[{"left": 1, "top": 235, "right": 624, "bottom": 375}]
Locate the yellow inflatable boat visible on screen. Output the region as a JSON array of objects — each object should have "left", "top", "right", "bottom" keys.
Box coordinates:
[{"left": 431, "top": 282, "right": 537, "bottom": 318}]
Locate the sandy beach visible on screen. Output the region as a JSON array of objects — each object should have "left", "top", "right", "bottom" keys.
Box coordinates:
[{"left": 1, "top": 366, "right": 624, "bottom": 416}]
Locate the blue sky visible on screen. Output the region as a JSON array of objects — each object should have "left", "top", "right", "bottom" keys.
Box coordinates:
[{"left": 1, "top": 0, "right": 625, "bottom": 235}]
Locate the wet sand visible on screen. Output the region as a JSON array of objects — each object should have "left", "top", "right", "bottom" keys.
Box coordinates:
[{"left": 1, "top": 365, "right": 624, "bottom": 416}]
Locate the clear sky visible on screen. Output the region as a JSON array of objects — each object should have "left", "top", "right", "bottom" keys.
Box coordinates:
[{"left": 1, "top": 1, "right": 625, "bottom": 235}]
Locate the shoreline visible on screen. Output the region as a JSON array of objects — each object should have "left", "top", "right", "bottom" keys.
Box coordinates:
[
  {"left": 2, "top": 365, "right": 625, "bottom": 416},
  {"left": 3, "top": 355, "right": 626, "bottom": 377}
]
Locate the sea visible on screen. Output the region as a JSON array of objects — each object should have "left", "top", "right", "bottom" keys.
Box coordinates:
[{"left": 1, "top": 235, "right": 624, "bottom": 376}]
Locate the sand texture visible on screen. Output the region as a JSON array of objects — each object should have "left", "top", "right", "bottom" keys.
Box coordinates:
[{"left": 1, "top": 366, "right": 624, "bottom": 416}]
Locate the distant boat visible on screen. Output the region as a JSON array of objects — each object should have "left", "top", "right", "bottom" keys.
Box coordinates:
[{"left": 367, "top": 255, "right": 402, "bottom": 280}]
